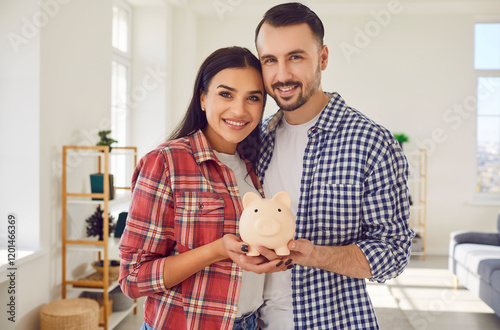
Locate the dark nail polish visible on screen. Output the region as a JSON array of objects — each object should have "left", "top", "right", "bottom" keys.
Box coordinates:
[
  {"left": 285, "top": 258, "right": 293, "bottom": 265},
  {"left": 287, "top": 264, "right": 294, "bottom": 269},
  {"left": 276, "top": 260, "right": 284, "bottom": 267},
  {"left": 241, "top": 245, "right": 249, "bottom": 253}
]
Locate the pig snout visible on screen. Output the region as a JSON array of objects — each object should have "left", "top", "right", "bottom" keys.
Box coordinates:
[{"left": 254, "top": 218, "right": 281, "bottom": 236}]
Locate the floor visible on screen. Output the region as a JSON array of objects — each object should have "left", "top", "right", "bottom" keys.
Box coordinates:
[
  {"left": 115, "top": 255, "right": 500, "bottom": 330},
  {"left": 368, "top": 255, "right": 500, "bottom": 329}
]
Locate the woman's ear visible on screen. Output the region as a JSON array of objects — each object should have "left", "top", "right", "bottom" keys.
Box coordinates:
[{"left": 200, "top": 92, "right": 205, "bottom": 110}]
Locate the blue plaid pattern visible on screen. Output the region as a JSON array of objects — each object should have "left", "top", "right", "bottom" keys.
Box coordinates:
[{"left": 258, "top": 92, "right": 414, "bottom": 329}]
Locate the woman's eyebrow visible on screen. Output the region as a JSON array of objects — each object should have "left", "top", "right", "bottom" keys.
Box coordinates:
[
  {"left": 217, "top": 85, "right": 263, "bottom": 95},
  {"left": 217, "top": 84, "right": 236, "bottom": 91}
]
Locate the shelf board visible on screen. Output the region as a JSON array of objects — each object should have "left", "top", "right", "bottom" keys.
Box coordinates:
[
  {"left": 68, "top": 279, "right": 121, "bottom": 293},
  {"left": 66, "top": 192, "right": 131, "bottom": 205},
  {"left": 99, "top": 302, "right": 138, "bottom": 330},
  {"left": 65, "top": 290, "right": 137, "bottom": 330},
  {"left": 66, "top": 237, "right": 121, "bottom": 252},
  {"left": 65, "top": 149, "right": 137, "bottom": 157}
]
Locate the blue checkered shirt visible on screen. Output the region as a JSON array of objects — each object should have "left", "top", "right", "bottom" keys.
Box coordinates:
[{"left": 258, "top": 92, "right": 414, "bottom": 329}]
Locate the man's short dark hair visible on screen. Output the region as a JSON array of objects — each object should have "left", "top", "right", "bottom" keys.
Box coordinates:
[{"left": 255, "top": 2, "right": 324, "bottom": 48}]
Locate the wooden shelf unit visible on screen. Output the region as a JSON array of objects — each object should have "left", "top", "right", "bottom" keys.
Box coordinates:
[
  {"left": 61, "top": 145, "right": 137, "bottom": 330},
  {"left": 408, "top": 148, "right": 428, "bottom": 260}
]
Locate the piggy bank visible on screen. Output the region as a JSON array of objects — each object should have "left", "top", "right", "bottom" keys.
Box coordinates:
[{"left": 239, "top": 191, "right": 295, "bottom": 256}]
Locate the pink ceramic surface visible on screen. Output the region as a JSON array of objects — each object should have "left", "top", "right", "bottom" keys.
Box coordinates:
[{"left": 239, "top": 191, "right": 296, "bottom": 256}]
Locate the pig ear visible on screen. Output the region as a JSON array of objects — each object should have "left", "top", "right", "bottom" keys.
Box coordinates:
[
  {"left": 243, "top": 192, "right": 261, "bottom": 208},
  {"left": 272, "top": 191, "right": 291, "bottom": 208}
]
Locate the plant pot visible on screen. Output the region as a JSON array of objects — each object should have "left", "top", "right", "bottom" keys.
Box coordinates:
[{"left": 90, "top": 173, "right": 114, "bottom": 200}]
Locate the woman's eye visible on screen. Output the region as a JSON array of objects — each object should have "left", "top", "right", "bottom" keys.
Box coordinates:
[
  {"left": 219, "top": 92, "right": 231, "bottom": 98},
  {"left": 248, "top": 95, "right": 261, "bottom": 102}
]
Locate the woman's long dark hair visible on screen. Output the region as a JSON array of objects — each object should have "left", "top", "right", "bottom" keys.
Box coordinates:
[{"left": 168, "top": 46, "right": 266, "bottom": 167}]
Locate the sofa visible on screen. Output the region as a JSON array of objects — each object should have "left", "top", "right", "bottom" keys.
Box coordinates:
[{"left": 449, "top": 214, "right": 500, "bottom": 318}]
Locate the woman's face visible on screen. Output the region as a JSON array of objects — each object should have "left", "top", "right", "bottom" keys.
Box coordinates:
[{"left": 201, "top": 67, "right": 264, "bottom": 154}]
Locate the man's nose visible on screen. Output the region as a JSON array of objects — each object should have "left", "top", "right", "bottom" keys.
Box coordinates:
[{"left": 276, "top": 61, "right": 292, "bottom": 83}]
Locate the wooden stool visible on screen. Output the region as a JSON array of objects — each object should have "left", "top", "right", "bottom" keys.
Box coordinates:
[{"left": 40, "top": 298, "right": 99, "bottom": 330}]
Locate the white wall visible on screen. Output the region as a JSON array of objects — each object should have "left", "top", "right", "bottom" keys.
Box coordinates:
[
  {"left": 0, "top": 0, "right": 41, "bottom": 251},
  {"left": 0, "top": 0, "right": 43, "bottom": 329},
  {"left": 0, "top": 0, "right": 113, "bottom": 328}
]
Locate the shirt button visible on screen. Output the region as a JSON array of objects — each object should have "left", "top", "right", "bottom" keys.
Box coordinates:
[{"left": 198, "top": 203, "right": 204, "bottom": 210}]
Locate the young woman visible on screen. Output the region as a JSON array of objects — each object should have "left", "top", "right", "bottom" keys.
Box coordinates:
[{"left": 119, "top": 47, "right": 288, "bottom": 330}]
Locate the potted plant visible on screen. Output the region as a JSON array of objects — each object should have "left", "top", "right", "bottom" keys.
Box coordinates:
[
  {"left": 393, "top": 133, "right": 409, "bottom": 149},
  {"left": 91, "top": 130, "right": 117, "bottom": 200},
  {"left": 85, "top": 205, "right": 116, "bottom": 241},
  {"left": 96, "top": 130, "right": 118, "bottom": 151}
]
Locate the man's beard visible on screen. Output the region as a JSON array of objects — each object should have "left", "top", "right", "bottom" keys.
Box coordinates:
[{"left": 271, "top": 64, "right": 322, "bottom": 112}]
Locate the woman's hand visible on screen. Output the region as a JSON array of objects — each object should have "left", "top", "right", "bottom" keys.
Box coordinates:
[{"left": 219, "top": 234, "right": 292, "bottom": 274}]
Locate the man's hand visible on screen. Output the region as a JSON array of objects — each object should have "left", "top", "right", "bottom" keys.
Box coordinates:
[
  {"left": 287, "top": 239, "right": 316, "bottom": 267},
  {"left": 287, "top": 239, "right": 373, "bottom": 279}
]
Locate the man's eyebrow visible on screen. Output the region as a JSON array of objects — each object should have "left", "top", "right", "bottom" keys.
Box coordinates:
[
  {"left": 260, "top": 49, "right": 307, "bottom": 60},
  {"left": 287, "top": 49, "right": 306, "bottom": 56}
]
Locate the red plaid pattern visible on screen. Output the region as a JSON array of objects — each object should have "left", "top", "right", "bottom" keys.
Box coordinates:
[{"left": 119, "top": 130, "right": 263, "bottom": 330}]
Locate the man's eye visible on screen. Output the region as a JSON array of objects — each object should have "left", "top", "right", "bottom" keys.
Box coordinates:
[
  {"left": 291, "top": 55, "right": 302, "bottom": 60},
  {"left": 264, "top": 58, "right": 276, "bottom": 64}
]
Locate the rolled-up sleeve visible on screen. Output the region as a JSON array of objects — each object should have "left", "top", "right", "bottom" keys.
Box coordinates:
[
  {"left": 356, "top": 142, "right": 415, "bottom": 283},
  {"left": 119, "top": 149, "right": 175, "bottom": 298}
]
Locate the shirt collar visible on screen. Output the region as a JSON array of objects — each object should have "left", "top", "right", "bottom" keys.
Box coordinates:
[
  {"left": 190, "top": 130, "right": 217, "bottom": 165},
  {"left": 265, "top": 92, "right": 347, "bottom": 135},
  {"left": 189, "top": 129, "right": 253, "bottom": 166}
]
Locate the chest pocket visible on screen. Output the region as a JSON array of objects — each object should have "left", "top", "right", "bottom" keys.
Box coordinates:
[
  {"left": 314, "top": 183, "right": 363, "bottom": 244},
  {"left": 174, "top": 191, "right": 225, "bottom": 250}
]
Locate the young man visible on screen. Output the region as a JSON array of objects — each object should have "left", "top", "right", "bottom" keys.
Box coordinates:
[{"left": 253, "top": 3, "right": 415, "bottom": 329}]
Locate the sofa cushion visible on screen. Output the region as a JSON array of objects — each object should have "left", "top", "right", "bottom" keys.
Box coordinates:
[
  {"left": 453, "top": 232, "right": 500, "bottom": 246},
  {"left": 454, "top": 244, "right": 500, "bottom": 277},
  {"left": 491, "top": 270, "right": 500, "bottom": 293},
  {"left": 478, "top": 259, "right": 500, "bottom": 284}
]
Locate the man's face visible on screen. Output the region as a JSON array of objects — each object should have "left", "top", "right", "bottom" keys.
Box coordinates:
[{"left": 256, "top": 23, "right": 327, "bottom": 112}]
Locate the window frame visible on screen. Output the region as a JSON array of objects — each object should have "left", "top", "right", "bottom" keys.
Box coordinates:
[{"left": 474, "top": 19, "right": 500, "bottom": 202}]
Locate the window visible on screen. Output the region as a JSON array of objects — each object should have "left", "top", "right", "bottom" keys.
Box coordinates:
[
  {"left": 475, "top": 23, "right": 500, "bottom": 197},
  {"left": 111, "top": 1, "right": 132, "bottom": 189}
]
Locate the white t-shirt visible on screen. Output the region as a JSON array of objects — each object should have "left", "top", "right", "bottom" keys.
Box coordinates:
[
  {"left": 260, "top": 112, "right": 321, "bottom": 329},
  {"left": 213, "top": 151, "right": 265, "bottom": 317}
]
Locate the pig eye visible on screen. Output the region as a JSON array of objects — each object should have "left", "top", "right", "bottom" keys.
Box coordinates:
[
  {"left": 254, "top": 209, "right": 258, "bottom": 212},
  {"left": 278, "top": 209, "right": 281, "bottom": 212}
]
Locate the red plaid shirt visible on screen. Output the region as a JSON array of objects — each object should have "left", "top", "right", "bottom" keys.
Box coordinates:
[{"left": 119, "top": 130, "right": 263, "bottom": 330}]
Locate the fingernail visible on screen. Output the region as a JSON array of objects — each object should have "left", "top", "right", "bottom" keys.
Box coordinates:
[
  {"left": 287, "top": 264, "right": 294, "bottom": 269},
  {"left": 285, "top": 258, "right": 292, "bottom": 266},
  {"left": 241, "top": 245, "right": 249, "bottom": 253},
  {"left": 276, "top": 260, "right": 284, "bottom": 267}
]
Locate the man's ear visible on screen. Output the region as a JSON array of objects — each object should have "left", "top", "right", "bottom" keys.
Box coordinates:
[{"left": 320, "top": 45, "right": 329, "bottom": 71}]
